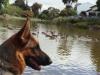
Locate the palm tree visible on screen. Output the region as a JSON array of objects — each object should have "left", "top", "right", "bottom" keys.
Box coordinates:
[
  {"left": 31, "top": 3, "right": 42, "bottom": 17},
  {"left": 62, "top": 0, "right": 78, "bottom": 8}
]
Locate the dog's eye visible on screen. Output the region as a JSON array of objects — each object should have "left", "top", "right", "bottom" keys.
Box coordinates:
[
  {"left": 34, "top": 44, "right": 39, "bottom": 49},
  {"left": 32, "top": 44, "right": 40, "bottom": 50}
]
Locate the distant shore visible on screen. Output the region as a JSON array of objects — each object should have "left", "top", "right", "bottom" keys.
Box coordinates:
[
  {"left": 0, "top": 14, "right": 100, "bottom": 30},
  {"left": 0, "top": 14, "right": 46, "bottom": 22},
  {"left": 39, "top": 17, "right": 100, "bottom": 30}
]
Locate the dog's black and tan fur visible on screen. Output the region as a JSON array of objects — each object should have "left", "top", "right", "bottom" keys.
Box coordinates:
[{"left": 0, "top": 17, "right": 52, "bottom": 75}]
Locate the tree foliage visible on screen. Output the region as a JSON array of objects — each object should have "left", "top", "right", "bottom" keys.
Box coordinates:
[
  {"left": 31, "top": 3, "right": 42, "bottom": 17},
  {"left": 47, "top": 7, "right": 60, "bottom": 18},
  {"left": 39, "top": 7, "right": 60, "bottom": 19},
  {"left": 5, "top": 5, "right": 23, "bottom": 16},
  {"left": 0, "top": 0, "right": 9, "bottom": 14},
  {"left": 60, "top": 8, "right": 77, "bottom": 16},
  {"left": 62, "top": 0, "right": 78, "bottom": 4},
  {"left": 0, "top": 0, "right": 9, "bottom": 6},
  {"left": 96, "top": 0, "right": 100, "bottom": 11},
  {"left": 14, "top": 0, "right": 29, "bottom": 10},
  {"left": 62, "top": 0, "right": 78, "bottom": 8}
]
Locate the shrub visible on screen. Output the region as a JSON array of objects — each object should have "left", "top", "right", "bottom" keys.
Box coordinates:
[
  {"left": 60, "top": 8, "right": 77, "bottom": 16},
  {"left": 5, "top": 5, "right": 23, "bottom": 16}
]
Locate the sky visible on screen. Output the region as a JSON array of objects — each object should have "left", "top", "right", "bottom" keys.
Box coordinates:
[{"left": 9, "top": 0, "right": 97, "bottom": 10}]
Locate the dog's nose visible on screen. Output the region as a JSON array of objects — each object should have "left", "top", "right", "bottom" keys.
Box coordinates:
[
  {"left": 46, "top": 58, "right": 52, "bottom": 65},
  {"left": 48, "top": 59, "right": 52, "bottom": 64},
  {"left": 42, "top": 56, "right": 52, "bottom": 65}
]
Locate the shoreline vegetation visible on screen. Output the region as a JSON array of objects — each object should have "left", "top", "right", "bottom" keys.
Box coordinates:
[
  {"left": 0, "top": 14, "right": 100, "bottom": 30},
  {"left": 41, "top": 17, "right": 100, "bottom": 30},
  {"left": 0, "top": 0, "right": 100, "bottom": 30}
]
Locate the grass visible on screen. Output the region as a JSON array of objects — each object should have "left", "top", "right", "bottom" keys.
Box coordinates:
[{"left": 39, "top": 17, "right": 100, "bottom": 29}]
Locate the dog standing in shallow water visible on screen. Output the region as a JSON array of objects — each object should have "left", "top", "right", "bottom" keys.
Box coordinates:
[{"left": 0, "top": 17, "right": 52, "bottom": 75}]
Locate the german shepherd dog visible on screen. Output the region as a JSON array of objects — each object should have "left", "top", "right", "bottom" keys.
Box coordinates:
[{"left": 0, "top": 17, "right": 52, "bottom": 75}]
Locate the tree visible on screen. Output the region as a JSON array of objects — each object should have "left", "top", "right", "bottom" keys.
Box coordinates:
[
  {"left": 62, "top": 0, "right": 78, "bottom": 8},
  {"left": 39, "top": 10, "right": 49, "bottom": 19},
  {"left": 97, "top": 0, "right": 100, "bottom": 11},
  {"left": 47, "top": 7, "right": 60, "bottom": 19},
  {"left": 0, "top": 0, "right": 9, "bottom": 14},
  {"left": 0, "top": 0, "right": 9, "bottom": 7},
  {"left": 0, "top": 0, "right": 9, "bottom": 8},
  {"left": 39, "top": 7, "right": 60, "bottom": 19},
  {"left": 60, "top": 8, "right": 68, "bottom": 16},
  {"left": 60, "top": 8, "right": 77, "bottom": 16},
  {"left": 31, "top": 3, "right": 42, "bottom": 17},
  {"left": 14, "top": 0, "right": 28, "bottom": 10},
  {"left": 4, "top": 0, "right": 9, "bottom": 7}
]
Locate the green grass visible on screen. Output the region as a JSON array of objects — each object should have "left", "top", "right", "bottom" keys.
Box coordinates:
[{"left": 39, "top": 17, "right": 100, "bottom": 29}]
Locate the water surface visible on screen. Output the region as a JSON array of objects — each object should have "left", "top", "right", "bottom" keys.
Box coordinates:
[{"left": 0, "top": 20, "right": 100, "bottom": 75}]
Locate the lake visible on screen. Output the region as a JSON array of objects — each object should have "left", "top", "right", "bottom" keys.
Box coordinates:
[{"left": 0, "top": 19, "right": 100, "bottom": 75}]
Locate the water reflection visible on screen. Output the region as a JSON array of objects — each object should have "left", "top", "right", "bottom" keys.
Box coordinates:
[
  {"left": 91, "top": 41, "right": 100, "bottom": 72},
  {"left": 0, "top": 21, "right": 100, "bottom": 75}
]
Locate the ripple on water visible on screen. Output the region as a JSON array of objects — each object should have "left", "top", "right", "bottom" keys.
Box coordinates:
[
  {"left": 23, "top": 64, "right": 97, "bottom": 75},
  {"left": 0, "top": 23, "right": 100, "bottom": 75}
]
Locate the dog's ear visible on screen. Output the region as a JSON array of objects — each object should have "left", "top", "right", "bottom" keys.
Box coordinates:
[{"left": 17, "top": 17, "right": 31, "bottom": 44}]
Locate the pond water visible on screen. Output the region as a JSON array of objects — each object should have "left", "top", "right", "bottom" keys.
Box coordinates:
[{"left": 0, "top": 20, "right": 100, "bottom": 75}]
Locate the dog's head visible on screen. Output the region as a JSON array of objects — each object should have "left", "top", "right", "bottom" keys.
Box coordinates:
[{"left": 15, "top": 17, "right": 52, "bottom": 70}]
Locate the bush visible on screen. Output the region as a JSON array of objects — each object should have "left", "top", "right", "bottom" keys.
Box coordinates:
[
  {"left": 5, "top": 5, "right": 23, "bottom": 16},
  {"left": 52, "top": 17, "right": 68, "bottom": 24},
  {"left": 39, "top": 7, "right": 60, "bottom": 19},
  {"left": 39, "top": 13, "right": 48, "bottom": 19},
  {"left": 60, "top": 8, "right": 77, "bottom": 16}
]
